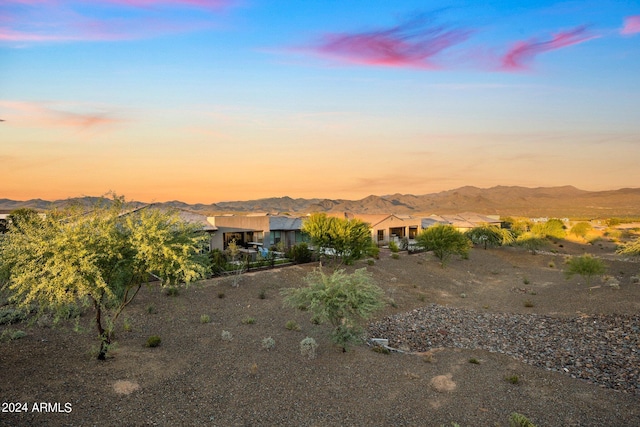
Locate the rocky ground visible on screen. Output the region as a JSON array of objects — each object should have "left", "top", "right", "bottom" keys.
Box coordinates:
[{"left": 1, "top": 237, "right": 639, "bottom": 426}]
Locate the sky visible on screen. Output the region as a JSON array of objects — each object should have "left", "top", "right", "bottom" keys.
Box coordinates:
[{"left": 1, "top": 0, "right": 639, "bottom": 204}]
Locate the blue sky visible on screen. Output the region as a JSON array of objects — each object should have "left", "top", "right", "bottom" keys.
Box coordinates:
[{"left": 1, "top": 0, "right": 639, "bottom": 203}]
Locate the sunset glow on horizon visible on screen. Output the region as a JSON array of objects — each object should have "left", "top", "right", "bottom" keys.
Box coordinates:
[{"left": 2, "top": 1, "right": 639, "bottom": 204}]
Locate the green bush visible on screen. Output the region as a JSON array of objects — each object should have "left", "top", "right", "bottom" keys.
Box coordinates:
[
  {"left": 200, "top": 314, "right": 211, "bottom": 324},
  {"left": 416, "top": 225, "right": 471, "bottom": 267},
  {"left": 242, "top": 316, "right": 256, "bottom": 325},
  {"left": 388, "top": 240, "right": 399, "bottom": 253},
  {"left": 510, "top": 412, "right": 537, "bottom": 427},
  {"left": 0, "top": 328, "right": 26, "bottom": 342},
  {"left": 282, "top": 268, "right": 384, "bottom": 351},
  {"left": 288, "top": 243, "right": 313, "bottom": 264},
  {"left": 146, "top": 335, "right": 161, "bottom": 348},
  {"left": 0, "top": 307, "right": 26, "bottom": 325},
  {"left": 564, "top": 254, "right": 607, "bottom": 286},
  {"left": 285, "top": 320, "right": 300, "bottom": 331}
]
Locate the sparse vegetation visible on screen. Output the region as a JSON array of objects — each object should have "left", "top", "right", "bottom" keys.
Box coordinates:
[
  {"left": 221, "top": 330, "right": 233, "bottom": 341},
  {"left": 391, "top": 253, "right": 400, "bottom": 259},
  {"left": 242, "top": 316, "right": 256, "bottom": 325},
  {"left": 261, "top": 336, "right": 275, "bottom": 351},
  {"left": 505, "top": 375, "right": 520, "bottom": 384},
  {"left": 510, "top": 412, "right": 537, "bottom": 427},
  {"left": 258, "top": 289, "right": 267, "bottom": 299},
  {"left": 523, "top": 300, "right": 534, "bottom": 308},
  {"left": 200, "top": 314, "right": 211, "bottom": 324},
  {"left": 564, "top": 254, "right": 607, "bottom": 286},
  {"left": 570, "top": 222, "right": 593, "bottom": 240},
  {"left": 0, "top": 328, "right": 26, "bottom": 342},
  {"left": 146, "top": 335, "right": 161, "bottom": 348},
  {"left": 285, "top": 320, "right": 300, "bottom": 331},
  {"left": 468, "top": 357, "right": 480, "bottom": 364},
  {"left": 299, "top": 337, "right": 318, "bottom": 359}
]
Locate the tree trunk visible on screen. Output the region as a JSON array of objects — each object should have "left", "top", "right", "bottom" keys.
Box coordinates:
[{"left": 93, "top": 297, "right": 109, "bottom": 361}]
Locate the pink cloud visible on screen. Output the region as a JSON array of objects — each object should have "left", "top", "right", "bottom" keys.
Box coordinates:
[
  {"left": 500, "top": 26, "right": 597, "bottom": 71},
  {"left": 303, "top": 16, "right": 472, "bottom": 69},
  {"left": 0, "top": 0, "right": 235, "bottom": 44},
  {"left": 0, "top": 100, "right": 122, "bottom": 129},
  {"left": 621, "top": 15, "right": 640, "bottom": 35}
]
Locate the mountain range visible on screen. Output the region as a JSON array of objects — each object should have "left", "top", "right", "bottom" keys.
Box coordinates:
[{"left": 2, "top": 186, "right": 640, "bottom": 218}]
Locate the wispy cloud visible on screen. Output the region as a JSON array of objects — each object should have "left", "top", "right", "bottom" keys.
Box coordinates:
[
  {"left": 0, "top": 100, "right": 123, "bottom": 129},
  {"left": 298, "top": 14, "right": 473, "bottom": 69},
  {"left": 0, "top": 0, "right": 236, "bottom": 44},
  {"left": 620, "top": 15, "right": 640, "bottom": 35},
  {"left": 499, "top": 26, "right": 597, "bottom": 71}
]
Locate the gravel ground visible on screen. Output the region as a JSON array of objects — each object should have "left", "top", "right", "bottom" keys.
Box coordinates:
[
  {"left": 1, "top": 240, "right": 640, "bottom": 426},
  {"left": 369, "top": 304, "right": 640, "bottom": 394}
]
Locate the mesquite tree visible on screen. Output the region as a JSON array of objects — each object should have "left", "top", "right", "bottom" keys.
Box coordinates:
[{"left": 0, "top": 195, "right": 210, "bottom": 360}]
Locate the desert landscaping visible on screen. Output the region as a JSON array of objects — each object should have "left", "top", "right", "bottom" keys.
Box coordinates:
[{"left": 1, "top": 230, "right": 639, "bottom": 427}]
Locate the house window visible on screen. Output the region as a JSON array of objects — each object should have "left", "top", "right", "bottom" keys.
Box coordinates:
[{"left": 377, "top": 230, "right": 384, "bottom": 242}]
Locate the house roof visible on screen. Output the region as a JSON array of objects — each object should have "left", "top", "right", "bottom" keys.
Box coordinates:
[{"left": 269, "top": 216, "right": 303, "bottom": 230}]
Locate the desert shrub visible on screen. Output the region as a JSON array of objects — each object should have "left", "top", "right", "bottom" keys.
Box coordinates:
[
  {"left": 217, "top": 291, "right": 225, "bottom": 299},
  {"left": 165, "top": 286, "right": 179, "bottom": 297},
  {"left": 505, "top": 375, "right": 519, "bottom": 384},
  {"left": 515, "top": 233, "right": 548, "bottom": 254},
  {"left": 146, "top": 304, "right": 157, "bottom": 314},
  {"left": 570, "top": 222, "right": 592, "bottom": 239},
  {"left": 0, "top": 307, "right": 26, "bottom": 325},
  {"left": 367, "top": 259, "right": 375, "bottom": 266},
  {"left": 468, "top": 358, "right": 480, "bottom": 364},
  {"left": 261, "top": 337, "right": 275, "bottom": 351},
  {"left": 242, "top": 316, "right": 256, "bottom": 325},
  {"left": 391, "top": 253, "right": 400, "bottom": 260},
  {"left": 221, "top": 330, "right": 233, "bottom": 341},
  {"left": 282, "top": 268, "right": 384, "bottom": 351},
  {"left": 416, "top": 225, "right": 471, "bottom": 267},
  {"left": 0, "top": 328, "right": 26, "bottom": 342},
  {"left": 299, "top": 337, "right": 318, "bottom": 359},
  {"left": 510, "top": 412, "right": 537, "bottom": 427},
  {"left": 200, "top": 314, "right": 211, "bottom": 324},
  {"left": 288, "top": 243, "right": 313, "bottom": 264},
  {"left": 388, "top": 240, "right": 399, "bottom": 253},
  {"left": 123, "top": 317, "right": 132, "bottom": 332},
  {"left": 146, "top": 335, "right": 161, "bottom": 348},
  {"left": 372, "top": 345, "right": 390, "bottom": 354},
  {"left": 258, "top": 289, "right": 267, "bottom": 299},
  {"left": 367, "top": 242, "right": 380, "bottom": 259},
  {"left": 523, "top": 300, "right": 534, "bottom": 307},
  {"left": 209, "top": 248, "right": 228, "bottom": 275},
  {"left": 564, "top": 254, "right": 607, "bottom": 286},
  {"left": 617, "top": 236, "right": 640, "bottom": 257},
  {"left": 285, "top": 320, "right": 300, "bottom": 331}
]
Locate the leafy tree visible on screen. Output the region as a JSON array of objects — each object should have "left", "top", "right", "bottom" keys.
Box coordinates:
[
  {"left": 0, "top": 196, "right": 210, "bottom": 359},
  {"left": 570, "top": 222, "right": 593, "bottom": 239},
  {"left": 281, "top": 268, "right": 384, "bottom": 351},
  {"left": 302, "top": 213, "right": 372, "bottom": 264},
  {"left": 416, "top": 224, "right": 471, "bottom": 267},
  {"left": 501, "top": 217, "right": 531, "bottom": 237},
  {"left": 531, "top": 218, "right": 566, "bottom": 240},
  {"left": 564, "top": 254, "right": 607, "bottom": 286},
  {"left": 465, "top": 225, "right": 514, "bottom": 250}
]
